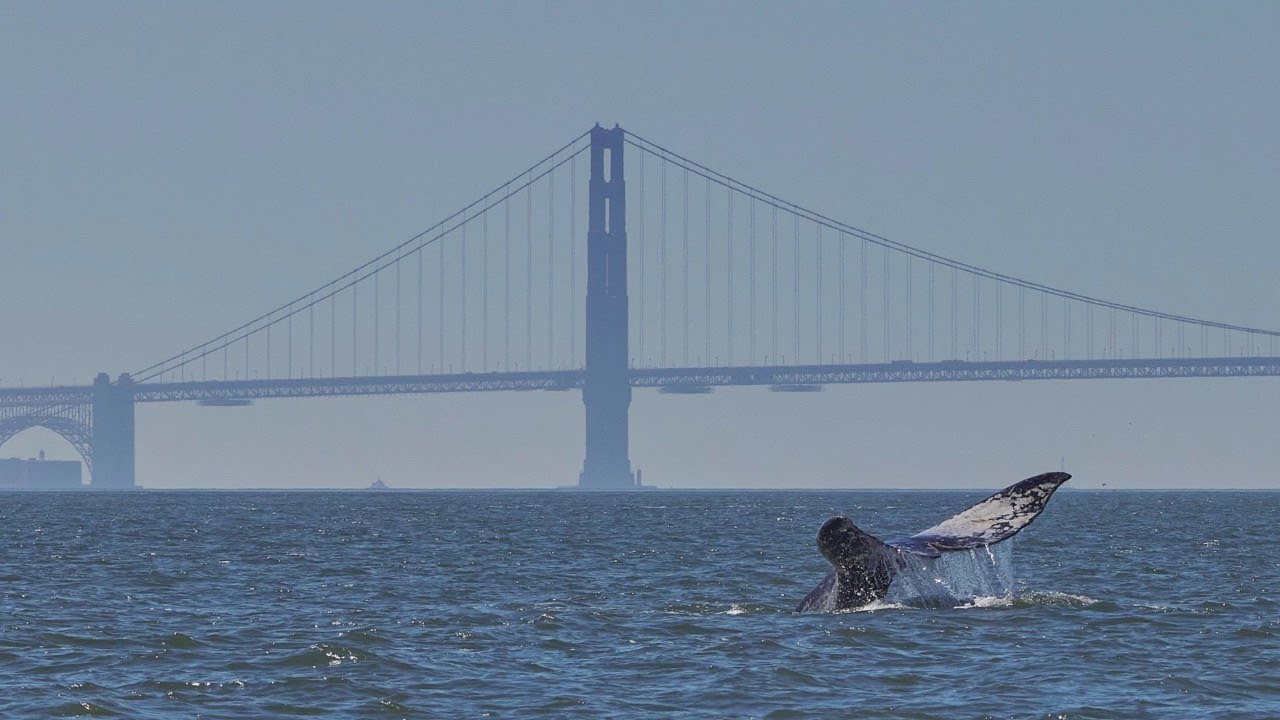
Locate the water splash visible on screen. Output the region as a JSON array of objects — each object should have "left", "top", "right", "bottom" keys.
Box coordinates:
[{"left": 886, "top": 542, "right": 1016, "bottom": 608}]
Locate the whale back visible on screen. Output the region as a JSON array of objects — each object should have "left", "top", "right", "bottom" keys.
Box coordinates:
[{"left": 887, "top": 472, "right": 1070, "bottom": 556}]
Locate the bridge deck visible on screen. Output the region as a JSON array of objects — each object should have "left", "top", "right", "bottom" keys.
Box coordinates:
[{"left": 4, "top": 357, "right": 1278, "bottom": 407}]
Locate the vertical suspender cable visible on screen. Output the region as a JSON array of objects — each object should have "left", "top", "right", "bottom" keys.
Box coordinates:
[
  {"left": 972, "top": 274, "right": 979, "bottom": 360},
  {"left": 526, "top": 183, "right": 532, "bottom": 371},
  {"left": 1132, "top": 311, "right": 1139, "bottom": 359},
  {"left": 483, "top": 210, "right": 489, "bottom": 371},
  {"left": 816, "top": 224, "right": 822, "bottom": 363},
  {"left": 839, "top": 232, "right": 846, "bottom": 362},
  {"left": 727, "top": 189, "right": 734, "bottom": 365},
  {"left": 661, "top": 158, "right": 667, "bottom": 366},
  {"left": 548, "top": 169, "right": 555, "bottom": 368},
  {"left": 1041, "top": 293, "right": 1047, "bottom": 360},
  {"left": 1019, "top": 286, "right": 1025, "bottom": 360},
  {"left": 461, "top": 224, "right": 467, "bottom": 371},
  {"left": 950, "top": 267, "right": 957, "bottom": 360},
  {"left": 705, "top": 176, "right": 711, "bottom": 364},
  {"left": 505, "top": 183, "right": 511, "bottom": 371},
  {"left": 863, "top": 239, "right": 869, "bottom": 363},
  {"left": 771, "top": 206, "right": 778, "bottom": 362},
  {"left": 749, "top": 198, "right": 755, "bottom": 363},
  {"left": 1105, "top": 304, "right": 1116, "bottom": 356},
  {"left": 570, "top": 155, "right": 577, "bottom": 367},
  {"left": 928, "top": 262, "right": 934, "bottom": 362},
  {"left": 905, "top": 253, "right": 911, "bottom": 361},
  {"left": 1087, "top": 305, "right": 1093, "bottom": 359},
  {"left": 637, "top": 152, "right": 645, "bottom": 365},
  {"left": 416, "top": 247, "right": 422, "bottom": 373},
  {"left": 794, "top": 214, "right": 800, "bottom": 364},
  {"left": 884, "top": 246, "right": 890, "bottom": 362},
  {"left": 683, "top": 167, "right": 689, "bottom": 366},
  {"left": 395, "top": 259, "right": 401, "bottom": 374},
  {"left": 438, "top": 227, "right": 444, "bottom": 371},
  {"left": 1059, "top": 295, "right": 1070, "bottom": 361},
  {"left": 995, "top": 281, "right": 1001, "bottom": 360}
]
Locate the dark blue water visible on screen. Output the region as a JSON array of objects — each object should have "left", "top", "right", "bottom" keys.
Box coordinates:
[{"left": 2, "top": 490, "right": 1278, "bottom": 718}]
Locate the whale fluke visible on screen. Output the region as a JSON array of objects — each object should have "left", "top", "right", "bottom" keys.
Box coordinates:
[
  {"left": 886, "top": 472, "right": 1070, "bottom": 557},
  {"left": 796, "top": 472, "right": 1070, "bottom": 612}
]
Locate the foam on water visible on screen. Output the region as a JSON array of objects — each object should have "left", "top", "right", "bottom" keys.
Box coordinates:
[
  {"left": 842, "top": 599, "right": 911, "bottom": 613},
  {"left": 957, "top": 594, "right": 1014, "bottom": 609},
  {"left": 1015, "top": 590, "right": 1100, "bottom": 607}
]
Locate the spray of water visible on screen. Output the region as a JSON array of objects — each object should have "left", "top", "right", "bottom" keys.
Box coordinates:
[{"left": 883, "top": 542, "right": 1016, "bottom": 608}]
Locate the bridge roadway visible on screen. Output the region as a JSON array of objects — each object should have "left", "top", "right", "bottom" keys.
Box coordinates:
[{"left": 4, "top": 356, "right": 1280, "bottom": 407}]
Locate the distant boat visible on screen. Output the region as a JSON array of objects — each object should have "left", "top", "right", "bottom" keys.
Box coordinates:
[{"left": 368, "top": 478, "right": 389, "bottom": 490}]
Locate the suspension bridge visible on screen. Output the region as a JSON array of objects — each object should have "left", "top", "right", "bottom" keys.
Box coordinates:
[{"left": 4, "top": 124, "right": 1278, "bottom": 488}]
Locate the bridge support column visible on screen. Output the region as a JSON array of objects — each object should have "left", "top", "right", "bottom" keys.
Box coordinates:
[
  {"left": 579, "top": 125, "right": 638, "bottom": 489},
  {"left": 91, "top": 373, "right": 136, "bottom": 489}
]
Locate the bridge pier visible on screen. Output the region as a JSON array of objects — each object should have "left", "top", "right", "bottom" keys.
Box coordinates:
[
  {"left": 91, "top": 372, "right": 136, "bottom": 489},
  {"left": 578, "top": 125, "right": 638, "bottom": 489}
]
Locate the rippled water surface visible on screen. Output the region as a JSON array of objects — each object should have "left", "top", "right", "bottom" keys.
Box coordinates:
[{"left": 2, "top": 489, "right": 1278, "bottom": 718}]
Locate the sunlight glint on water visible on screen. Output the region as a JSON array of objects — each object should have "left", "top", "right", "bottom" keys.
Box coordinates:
[{"left": 0, "top": 489, "right": 1277, "bottom": 718}]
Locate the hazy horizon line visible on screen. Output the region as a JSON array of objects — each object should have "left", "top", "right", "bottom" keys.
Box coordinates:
[{"left": 10, "top": 485, "right": 1278, "bottom": 493}]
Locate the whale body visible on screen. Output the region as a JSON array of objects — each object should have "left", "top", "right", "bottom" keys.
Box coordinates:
[{"left": 796, "top": 472, "right": 1070, "bottom": 612}]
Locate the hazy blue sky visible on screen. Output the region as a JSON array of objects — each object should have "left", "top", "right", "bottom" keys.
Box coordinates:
[{"left": 2, "top": 2, "right": 1278, "bottom": 488}]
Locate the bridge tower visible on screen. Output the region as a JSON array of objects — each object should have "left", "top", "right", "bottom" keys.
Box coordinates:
[
  {"left": 91, "top": 372, "right": 136, "bottom": 489},
  {"left": 579, "top": 125, "right": 637, "bottom": 489}
]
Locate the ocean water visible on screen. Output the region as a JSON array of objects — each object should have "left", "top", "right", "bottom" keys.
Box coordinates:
[{"left": 1, "top": 489, "right": 1277, "bottom": 719}]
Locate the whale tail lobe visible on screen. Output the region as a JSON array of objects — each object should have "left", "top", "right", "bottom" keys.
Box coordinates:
[{"left": 886, "top": 471, "right": 1070, "bottom": 556}]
